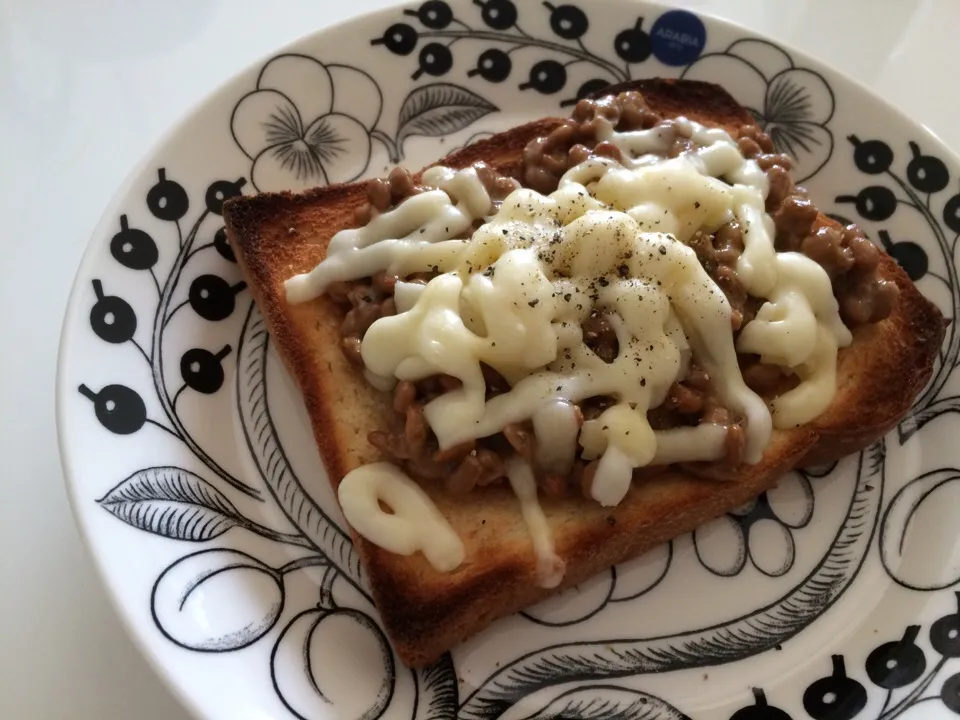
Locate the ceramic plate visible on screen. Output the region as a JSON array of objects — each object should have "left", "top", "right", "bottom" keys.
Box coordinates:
[{"left": 56, "top": 1, "right": 960, "bottom": 718}]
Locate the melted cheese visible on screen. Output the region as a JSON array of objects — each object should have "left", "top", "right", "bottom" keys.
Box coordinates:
[
  {"left": 532, "top": 399, "right": 580, "bottom": 476},
  {"left": 359, "top": 173, "right": 771, "bottom": 507},
  {"left": 284, "top": 166, "right": 494, "bottom": 303},
  {"left": 506, "top": 457, "right": 566, "bottom": 588},
  {"left": 737, "top": 252, "right": 852, "bottom": 367},
  {"left": 592, "top": 116, "right": 852, "bottom": 425},
  {"left": 289, "top": 117, "right": 855, "bottom": 570},
  {"left": 337, "top": 462, "right": 465, "bottom": 572},
  {"left": 769, "top": 324, "right": 841, "bottom": 428}
]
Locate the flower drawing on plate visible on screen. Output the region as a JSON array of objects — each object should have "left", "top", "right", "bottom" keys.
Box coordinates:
[
  {"left": 694, "top": 472, "right": 815, "bottom": 577},
  {"left": 681, "top": 38, "right": 836, "bottom": 182},
  {"left": 230, "top": 54, "right": 383, "bottom": 192},
  {"left": 230, "top": 51, "right": 500, "bottom": 192}
]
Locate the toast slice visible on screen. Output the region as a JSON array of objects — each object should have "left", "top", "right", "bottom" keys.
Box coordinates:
[{"left": 223, "top": 79, "right": 945, "bottom": 667}]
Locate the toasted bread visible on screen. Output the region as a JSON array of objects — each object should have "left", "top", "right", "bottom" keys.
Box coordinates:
[{"left": 223, "top": 79, "right": 945, "bottom": 667}]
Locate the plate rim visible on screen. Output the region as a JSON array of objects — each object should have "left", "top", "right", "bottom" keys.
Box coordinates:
[{"left": 53, "top": 1, "right": 960, "bottom": 718}]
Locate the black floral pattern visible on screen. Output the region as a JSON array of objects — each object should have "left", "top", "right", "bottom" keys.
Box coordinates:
[
  {"left": 681, "top": 39, "right": 835, "bottom": 182},
  {"left": 230, "top": 53, "right": 497, "bottom": 189}
]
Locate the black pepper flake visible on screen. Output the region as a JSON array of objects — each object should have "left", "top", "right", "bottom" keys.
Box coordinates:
[
  {"left": 602, "top": 425, "right": 609, "bottom": 431},
  {"left": 658, "top": 246, "right": 667, "bottom": 256},
  {"left": 528, "top": 299, "right": 540, "bottom": 307},
  {"left": 597, "top": 277, "right": 610, "bottom": 287},
  {"left": 431, "top": 265, "right": 439, "bottom": 273},
  {"left": 694, "top": 201, "right": 701, "bottom": 209},
  {"left": 556, "top": 385, "right": 562, "bottom": 391},
  {"left": 564, "top": 293, "right": 572, "bottom": 302},
  {"left": 502, "top": 229, "right": 508, "bottom": 236},
  {"left": 617, "top": 264, "right": 629, "bottom": 277},
  {"left": 640, "top": 378, "right": 646, "bottom": 387}
]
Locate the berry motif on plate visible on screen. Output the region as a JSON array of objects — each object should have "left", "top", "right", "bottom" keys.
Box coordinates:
[
  {"left": 725, "top": 597, "right": 960, "bottom": 718},
  {"left": 78, "top": 168, "right": 257, "bottom": 497},
  {"left": 372, "top": 2, "right": 708, "bottom": 107},
  {"left": 110, "top": 215, "right": 158, "bottom": 271},
  {"left": 89, "top": 279, "right": 137, "bottom": 344},
  {"left": 729, "top": 689, "right": 793, "bottom": 720},
  {"left": 78, "top": 382, "right": 146, "bottom": 435},
  {"left": 230, "top": 53, "right": 498, "bottom": 191},
  {"left": 802, "top": 656, "right": 867, "bottom": 720},
  {"left": 837, "top": 135, "right": 960, "bottom": 446}
]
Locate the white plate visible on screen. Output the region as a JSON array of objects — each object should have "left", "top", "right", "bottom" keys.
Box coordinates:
[{"left": 56, "top": 1, "right": 960, "bottom": 718}]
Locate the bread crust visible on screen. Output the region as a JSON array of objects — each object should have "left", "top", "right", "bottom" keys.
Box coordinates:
[{"left": 223, "top": 79, "right": 944, "bottom": 667}]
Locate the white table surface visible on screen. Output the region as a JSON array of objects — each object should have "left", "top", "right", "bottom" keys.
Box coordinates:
[{"left": 2, "top": 0, "right": 957, "bottom": 717}]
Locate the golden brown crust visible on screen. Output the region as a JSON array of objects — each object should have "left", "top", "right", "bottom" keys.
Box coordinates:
[{"left": 222, "top": 79, "right": 945, "bottom": 667}]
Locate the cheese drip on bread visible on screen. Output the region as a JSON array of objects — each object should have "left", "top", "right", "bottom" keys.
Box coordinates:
[{"left": 287, "top": 118, "right": 852, "bottom": 577}]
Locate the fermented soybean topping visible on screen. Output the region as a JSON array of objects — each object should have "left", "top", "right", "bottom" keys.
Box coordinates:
[
  {"left": 286, "top": 93, "right": 891, "bottom": 579},
  {"left": 524, "top": 92, "right": 898, "bottom": 328}
]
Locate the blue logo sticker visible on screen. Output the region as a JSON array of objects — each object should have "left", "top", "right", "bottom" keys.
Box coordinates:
[{"left": 650, "top": 10, "right": 707, "bottom": 67}]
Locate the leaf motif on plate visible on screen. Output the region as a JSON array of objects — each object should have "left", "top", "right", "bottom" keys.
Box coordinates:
[
  {"left": 396, "top": 83, "right": 497, "bottom": 146},
  {"left": 98, "top": 466, "right": 242, "bottom": 541},
  {"left": 520, "top": 686, "right": 689, "bottom": 720},
  {"left": 415, "top": 652, "right": 459, "bottom": 720}
]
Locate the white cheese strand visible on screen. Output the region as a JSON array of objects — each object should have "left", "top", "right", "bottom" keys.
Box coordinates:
[
  {"left": 738, "top": 252, "right": 853, "bottom": 367},
  {"left": 770, "top": 324, "right": 841, "bottom": 428},
  {"left": 506, "top": 457, "right": 566, "bottom": 588},
  {"left": 284, "top": 167, "right": 493, "bottom": 303},
  {"left": 532, "top": 399, "right": 581, "bottom": 476},
  {"left": 337, "top": 462, "right": 465, "bottom": 572}
]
